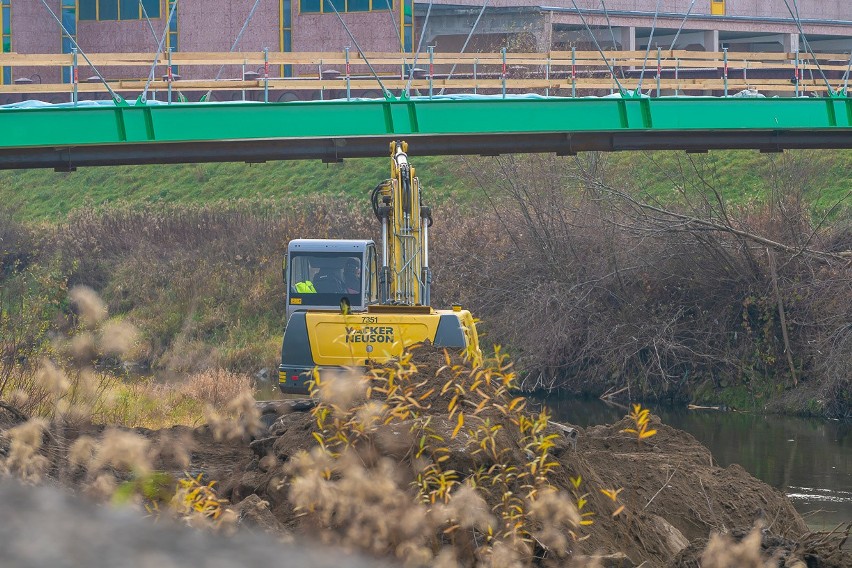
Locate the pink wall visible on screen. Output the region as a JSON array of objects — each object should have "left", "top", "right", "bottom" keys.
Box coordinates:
[
  {"left": 4, "top": 0, "right": 849, "bottom": 101},
  {"left": 9, "top": 0, "right": 62, "bottom": 86}
]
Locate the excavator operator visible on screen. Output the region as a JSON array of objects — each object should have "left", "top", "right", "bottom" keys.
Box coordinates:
[
  {"left": 314, "top": 265, "right": 346, "bottom": 293},
  {"left": 343, "top": 258, "right": 361, "bottom": 294}
]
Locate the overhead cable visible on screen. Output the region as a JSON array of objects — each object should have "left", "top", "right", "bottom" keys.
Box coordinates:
[
  {"left": 569, "top": 0, "right": 627, "bottom": 95},
  {"left": 327, "top": 2, "right": 393, "bottom": 99},
  {"left": 600, "top": 0, "right": 624, "bottom": 79},
  {"left": 204, "top": 0, "right": 264, "bottom": 101},
  {"left": 668, "top": 0, "right": 697, "bottom": 50},
  {"left": 404, "top": 0, "right": 434, "bottom": 96},
  {"left": 383, "top": 0, "right": 411, "bottom": 96},
  {"left": 38, "top": 0, "right": 124, "bottom": 104},
  {"left": 137, "top": 0, "right": 160, "bottom": 45},
  {"left": 141, "top": 0, "right": 180, "bottom": 102},
  {"left": 636, "top": 0, "right": 662, "bottom": 93},
  {"left": 138, "top": 0, "right": 164, "bottom": 92},
  {"left": 438, "top": 0, "right": 491, "bottom": 95},
  {"left": 384, "top": 0, "right": 406, "bottom": 57},
  {"left": 782, "top": 0, "right": 833, "bottom": 93}
]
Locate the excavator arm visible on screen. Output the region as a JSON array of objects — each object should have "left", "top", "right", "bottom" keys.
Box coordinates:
[{"left": 372, "top": 141, "right": 433, "bottom": 306}]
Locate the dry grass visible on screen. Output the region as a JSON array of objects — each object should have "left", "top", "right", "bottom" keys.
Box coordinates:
[
  {"left": 0, "top": 288, "right": 256, "bottom": 533},
  {"left": 179, "top": 369, "right": 254, "bottom": 409}
]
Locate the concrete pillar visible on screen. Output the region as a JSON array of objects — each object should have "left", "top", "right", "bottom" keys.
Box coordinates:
[
  {"left": 537, "top": 11, "right": 553, "bottom": 52},
  {"left": 783, "top": 33, "right": 799, "bottom": 54},
  {"left": 703, "top": 30, "right": 719, "bottom": 52},
  {"left": 623, "top": 26, "right": 636, "bottom": 51}
]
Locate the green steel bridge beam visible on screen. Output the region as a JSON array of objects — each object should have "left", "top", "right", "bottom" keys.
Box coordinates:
[{"left": 0, "top": 96, "right": 850, "bottom": 170}]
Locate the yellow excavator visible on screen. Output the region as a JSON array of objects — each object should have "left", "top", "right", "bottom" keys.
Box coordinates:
[{"left": 278, "top": 141, "right": 481, "bottom": 394}]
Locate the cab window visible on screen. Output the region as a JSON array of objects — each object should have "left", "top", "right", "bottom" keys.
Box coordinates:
[{"left": 289, "top": 251, "right": 363, "bottom": 306}]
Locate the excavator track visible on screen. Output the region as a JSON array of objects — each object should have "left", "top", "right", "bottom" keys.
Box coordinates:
[{"left": 255, "top": 399, "right": 317, "bottom": 430}]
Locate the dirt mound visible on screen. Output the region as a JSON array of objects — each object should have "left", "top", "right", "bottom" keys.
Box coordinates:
[
  {"left": 1, "top": 345, "right": 848, "bottom": 567},
  {"left": 559, "top": 417, "right": 812, "bottom": 565},
  {"left": 215, "top": 346, "right": 835, "bottom": 566},
  {"left": 223, "top": 412, "right": 811, "bottom": 566}
]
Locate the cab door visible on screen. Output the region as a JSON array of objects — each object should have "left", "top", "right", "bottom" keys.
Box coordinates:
[{"left": 366, "top": 243, "right": 379, "bottom": 305}]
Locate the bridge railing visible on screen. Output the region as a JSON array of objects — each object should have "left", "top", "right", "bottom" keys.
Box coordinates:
[{"left": 1, "top": 49, "right": 850, "bottom": 102}]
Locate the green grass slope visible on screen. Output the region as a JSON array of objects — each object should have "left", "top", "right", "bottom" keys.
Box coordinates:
[
  {"left": 607, "top": 149, "right": 852, "bottom": 212},
  {"left": 0, "top": 155, "right": 470, "bottom": 221},
  {"left": 1, "top": 149, "right": 849, "bottom": 221}
]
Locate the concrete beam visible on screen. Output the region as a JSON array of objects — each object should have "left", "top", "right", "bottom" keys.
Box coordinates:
[
  {"left": 552, "top": 27, "right": 631, "bottom": 49},
  {"left": 421, "top": 12, "right": 541, "bottom": 45},
  {"left": 805, "top": 37, "right": 852, "bottom": 52}
]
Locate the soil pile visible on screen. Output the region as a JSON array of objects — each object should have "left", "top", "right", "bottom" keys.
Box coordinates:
[
  {"left": 221, "top": 346, "right": 849, "bottom": 566},
  {"left": 1, "top": 346, "right": 849, "bottom": 567}
]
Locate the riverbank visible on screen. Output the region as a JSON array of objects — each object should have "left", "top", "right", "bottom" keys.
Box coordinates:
[
  {"left": 3, "top": 151, "right": 850, "bottom": 419},
  {"left": 539, "top": 396, "right": 852, "bottom": 541}
]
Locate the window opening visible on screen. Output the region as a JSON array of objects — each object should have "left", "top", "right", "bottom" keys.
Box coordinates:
[
  {"left": 289, "top": 252, "right": 363, "bottom": 306},
  {"left": 279, "top": 0, "right": 292, "bottom": 77},
  {"left": 79, "top": 0, "right": 160, "bottom": 21},
  {"left": 299, "top": 0, "right": 389, "bottom": 15},
  {"left": 61, "top": 0, "right": 76, "bottom": 84},
  {"left": 1, "top": 0, "right": 11, "bottom": 85}
]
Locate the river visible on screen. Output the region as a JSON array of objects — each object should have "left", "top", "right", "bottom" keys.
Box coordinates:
[{"left": 536, "top": 397, "right": 852, "bottom": 537}]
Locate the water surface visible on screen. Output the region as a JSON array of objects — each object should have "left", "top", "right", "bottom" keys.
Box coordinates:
[{"left": 538, "top": 397, "right": 851, "bottom": 535}]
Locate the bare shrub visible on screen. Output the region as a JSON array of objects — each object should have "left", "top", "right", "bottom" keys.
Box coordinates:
[
  {"left": 39, "top": 198, "right": 373, "bottom": 373},
  {"left": 0, "top": 265, "right": 63, "bottom": 409},
  {"left": 5, "top": 160, "right": 849, "bottom": 419},
  {"left": 438, "top": 153, "right": 852, "bottom": 418}
]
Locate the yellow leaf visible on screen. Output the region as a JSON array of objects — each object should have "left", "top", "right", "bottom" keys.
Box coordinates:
[
  {"left": 419, "top": 388, "right": 435, "bottom": 401},
  {"left": 452, "top": 413, "right": 465, "bottom": 438},
  {"left": 580, "top": 519, "right": 595, "bottom": 526},
  {"left": 640, "top": 429, "right": 657, "bottom": 439},
  {"left": 600, "top": 488, "right": 623, "bottom": 501},
  {"left": 612, "top": 505, "right": 625, "bottom": 517}
]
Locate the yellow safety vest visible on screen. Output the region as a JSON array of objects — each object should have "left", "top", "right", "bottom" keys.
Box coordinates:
[{"left": 295, "top": 281, "right": 317, "bottom": 293}]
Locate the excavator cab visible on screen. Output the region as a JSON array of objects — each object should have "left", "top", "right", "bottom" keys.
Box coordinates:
[{"left": 284, "top": 239, "right": 378, "bottom": 322}]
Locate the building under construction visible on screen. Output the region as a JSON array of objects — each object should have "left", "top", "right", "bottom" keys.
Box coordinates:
[{"left": 1, "top": 1, "right": 850, "bottom": 87}]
